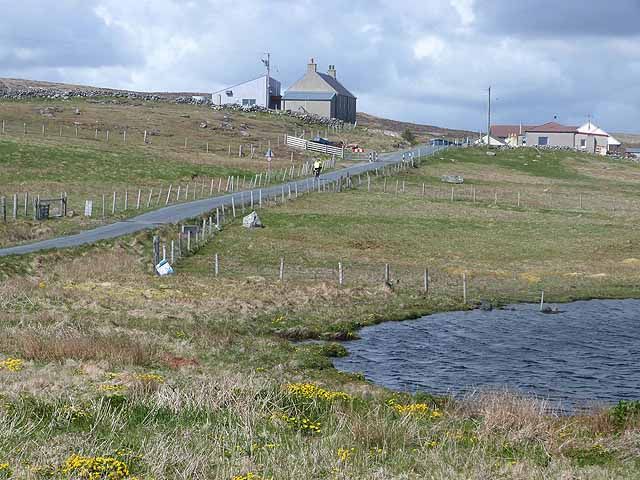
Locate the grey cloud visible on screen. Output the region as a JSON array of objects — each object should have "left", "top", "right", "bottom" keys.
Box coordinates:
[
  {"left": 475, "top": 0, "right": 640, "bottom": 37},
  {"left": 0, "top": 0, "right": 139, "bottom": 68}
]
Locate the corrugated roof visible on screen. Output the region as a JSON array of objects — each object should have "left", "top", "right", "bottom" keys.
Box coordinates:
[
  {"left": 526, "top": 122, "right": 578, "bottom": 133},
  {"left": 282, "top": 91, "right": 336, "bottom": 101},
  {"left": 491, "top": 125, "right": 535, "bottom": 138},
  {"left": 317, "top": 73, "right": 356, "bottom": 98}
]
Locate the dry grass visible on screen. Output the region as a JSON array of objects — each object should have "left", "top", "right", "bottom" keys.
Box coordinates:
[{"left": 0, "top": 327, "right": 159, "bottom": 366}]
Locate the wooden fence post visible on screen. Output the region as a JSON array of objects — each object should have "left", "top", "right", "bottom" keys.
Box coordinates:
[
  {"left": 214, "top": 253, "right": 219, "bottom": 277},
  {"left": 231, "top": 196, "right": 236, "bottom": 218},
  {"left": 384, "top": 263, "right": 390, "bottom": 284},
  {"left": 338, "top": 261, "right": 344, "bottom": 286},
  {"left": 279, "top": 257, "right": 285, "bottom": 281},
  {"left": 170, "top": 240, "right": 175, "bottom": 264},
  {"left": 462, "top": 273, "right": 467, "bottom": 304},
  {"left": 136, "top": 189, "right": 141, "bottom": 209},
  {"left": 152, "top": 236, "right": 160, "bottom": 271},
  {"left": 112, "top": 192, "right": 117, "bottom": 214},
  {"left": 423, "top": 268, "right": 429, "bottom": 294}
]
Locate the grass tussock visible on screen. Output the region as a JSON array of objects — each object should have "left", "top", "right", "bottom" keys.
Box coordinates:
[{"left": 0, "top": 327, "right": 159, "bottom": 366}]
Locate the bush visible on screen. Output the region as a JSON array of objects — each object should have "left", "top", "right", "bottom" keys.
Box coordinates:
[{"left": 402, "top": 128, "right": 417, "bottom": 145}]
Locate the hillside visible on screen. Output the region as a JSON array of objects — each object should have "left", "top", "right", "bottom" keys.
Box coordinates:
[
  {"left": 356, "top": 111, "right": 475, "bottom": 141},
  {"left": 0, "top": 77, "right": 474, "bottom": 141}
]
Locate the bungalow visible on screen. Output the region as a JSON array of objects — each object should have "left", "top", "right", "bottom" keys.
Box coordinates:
[
  {"left": 212, "top": 75, "right": 281, "bottom": 109},
  {"left": 490, "top": 124, "right": 534, "bottom": 147}
]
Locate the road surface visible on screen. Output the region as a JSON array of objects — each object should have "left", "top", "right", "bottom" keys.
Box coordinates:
[{"left": 0, "top": 144, "right": 444, "bottom": 257}]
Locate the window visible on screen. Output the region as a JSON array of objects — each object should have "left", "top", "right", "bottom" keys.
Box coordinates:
[
  {"left": 242, "top": 99, "right": 256, "bottom": 106},
  {"left": 225, "top": 90, "right": 233, "bottom": 96},
  {"left": 580, "top": 139, "right": 586, "bottom": 148},
  {"left": 538, "top": 136, "right": 549, "bottom": 146}
]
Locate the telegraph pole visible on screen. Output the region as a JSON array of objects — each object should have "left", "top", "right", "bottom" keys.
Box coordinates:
[
  {"left": 262, "top": 52, "right": 271, "bottom": 108},
  {"left": 487, "top": 86, "right": 491, "bottom": 151}
]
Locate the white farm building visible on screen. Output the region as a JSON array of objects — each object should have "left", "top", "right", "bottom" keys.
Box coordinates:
[{"left": 212, "top": 75, "right": 281, "bottom": 109}]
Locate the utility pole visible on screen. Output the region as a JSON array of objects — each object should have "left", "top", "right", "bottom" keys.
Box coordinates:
[
  {"left": 262, "top": 52, "right": 271, "bottom": 109},
  {"left": 487, "top": 86, "right": 491, "bottom": 151}
]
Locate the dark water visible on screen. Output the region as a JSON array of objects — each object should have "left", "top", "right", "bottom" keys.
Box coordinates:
[{"left": 334, "top": 300, "right": 640, "bottom": 409}]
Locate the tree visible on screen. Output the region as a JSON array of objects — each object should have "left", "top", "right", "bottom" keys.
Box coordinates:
[{"left": 402, "top": 128, "right": 417, "bottom": 145}]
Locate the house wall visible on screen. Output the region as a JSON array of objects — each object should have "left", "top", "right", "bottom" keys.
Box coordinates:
[
  {"left": 283, "top": 99, "right": 332, "bottom": 118},
  {"left": 335, "top": 94, "right": 356, "bottom": 123},
  {"left": 525, "top": 132, "right": 575, "bottom": 147},
  {"left": 575, "top": 134, "right": 608, "bottom": 155},
  {"left": 288, "top": 72, "right": 334, "bottom": 92},
  {"left": 213, "top": 76, "right": 281, "bottom": 108}
]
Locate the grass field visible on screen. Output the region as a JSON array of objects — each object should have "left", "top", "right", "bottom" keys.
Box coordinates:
[
  {"left": 1, "top": 147, "right": 640, "bottom": 479},
  {"left": 0, "top": 98, "right": 418, "bottom": 247}
]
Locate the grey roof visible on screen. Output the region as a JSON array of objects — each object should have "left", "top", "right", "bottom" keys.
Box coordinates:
[
  {"left": 283, "top": 91, "right": 336, "bottom": 101},
  {"left": 317, "top": 73, "right": 356, "bottom": 98}
]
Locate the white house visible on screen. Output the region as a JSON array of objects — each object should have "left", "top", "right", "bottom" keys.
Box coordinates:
[
  {"left": 577, "top": 121, "right": 621, "bottom": 154},
  {"left": 474, "top": 135, "right": 505, "bottom": 146},
  {"left": 212, "top": 75, "right": 281, "bottom": 109}
]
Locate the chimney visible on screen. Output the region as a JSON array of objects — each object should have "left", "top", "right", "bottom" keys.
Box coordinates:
[
  {"left": 307, "top": 58, "right": 317, "bottom": 73},
  {"left": 328, "top": 64, "right": 336, "bottom": 79}
]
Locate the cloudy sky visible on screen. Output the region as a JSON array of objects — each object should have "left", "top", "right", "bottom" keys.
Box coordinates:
[{"left": 1, "top": 0, "right": 639, "bottom": 132}]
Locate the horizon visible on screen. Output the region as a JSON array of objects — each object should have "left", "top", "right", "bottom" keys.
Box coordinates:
[{"left": 1, "top": 0, "right": 639, "bottom": 132}]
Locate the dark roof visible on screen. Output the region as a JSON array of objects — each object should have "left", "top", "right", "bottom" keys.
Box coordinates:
[
  {"left": 283, "top": 91, "right": 336, "bottom": 101},
  {"left": 525, "top": 122, "right": 578, "bottom": 134},
  {"left": 491, "top": 125, "right": 535, "bottom": 138},
  {"left": 317, "top": 73, "right": 356, "bottom": 98}
]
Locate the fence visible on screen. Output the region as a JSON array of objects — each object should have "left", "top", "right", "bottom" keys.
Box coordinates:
[
  {"left": 0, "top": 159, "right": 330, "bottom": 224},
  {"left": 0, "top": 118, "right": 354, "bottom": 162},
  {"left": 285, "top": 134, "right": 345, "bottom": 158}
]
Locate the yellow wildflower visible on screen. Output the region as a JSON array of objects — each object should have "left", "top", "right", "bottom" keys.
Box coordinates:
[
  {"left": 337, "top": 447, "right": 356, "bottom": 462},
  {"left": 391, "top": 402, "right": 442, "bottom": 419},
  {"left": 62, "top": 454, "right": 131, "bottom": 479},
  {"left": 0, "top": 358, "right": 24, "bottom": 372},
  {"left": 135, "top": 373, "right": 165, "bottom": 383},
  {"left": 285, "top": 383, "right": 351, "bottom": 401}
]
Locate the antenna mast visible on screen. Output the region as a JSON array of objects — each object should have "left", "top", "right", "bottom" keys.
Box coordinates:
[{"left": 487, "top": 86, "right": 491, "bottom": 151}]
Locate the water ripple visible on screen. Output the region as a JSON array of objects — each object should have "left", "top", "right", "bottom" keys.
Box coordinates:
[{"left": 333, "top": 299, "right": 640, "bottom": 409}]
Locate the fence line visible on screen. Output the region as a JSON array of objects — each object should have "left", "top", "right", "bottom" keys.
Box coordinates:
[{"left": 0, "top": 118, "right": 354, "bottom": 163}]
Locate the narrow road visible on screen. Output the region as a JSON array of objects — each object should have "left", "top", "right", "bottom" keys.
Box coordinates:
[{"left": 0, "top": 144, "right": 444, "bottom": 257}]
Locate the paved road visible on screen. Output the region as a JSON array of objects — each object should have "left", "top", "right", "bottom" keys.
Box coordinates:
[{"left": 0, "top": 144, "right": 445, "bottom": 257}]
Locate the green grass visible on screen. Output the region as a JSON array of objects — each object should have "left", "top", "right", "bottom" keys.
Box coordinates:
[
  {"left": 0, "top": 139, "right": 252, "bottom": 186},
  {"left": 1, "top": 147, "right": 640, "bottom": 479}
]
